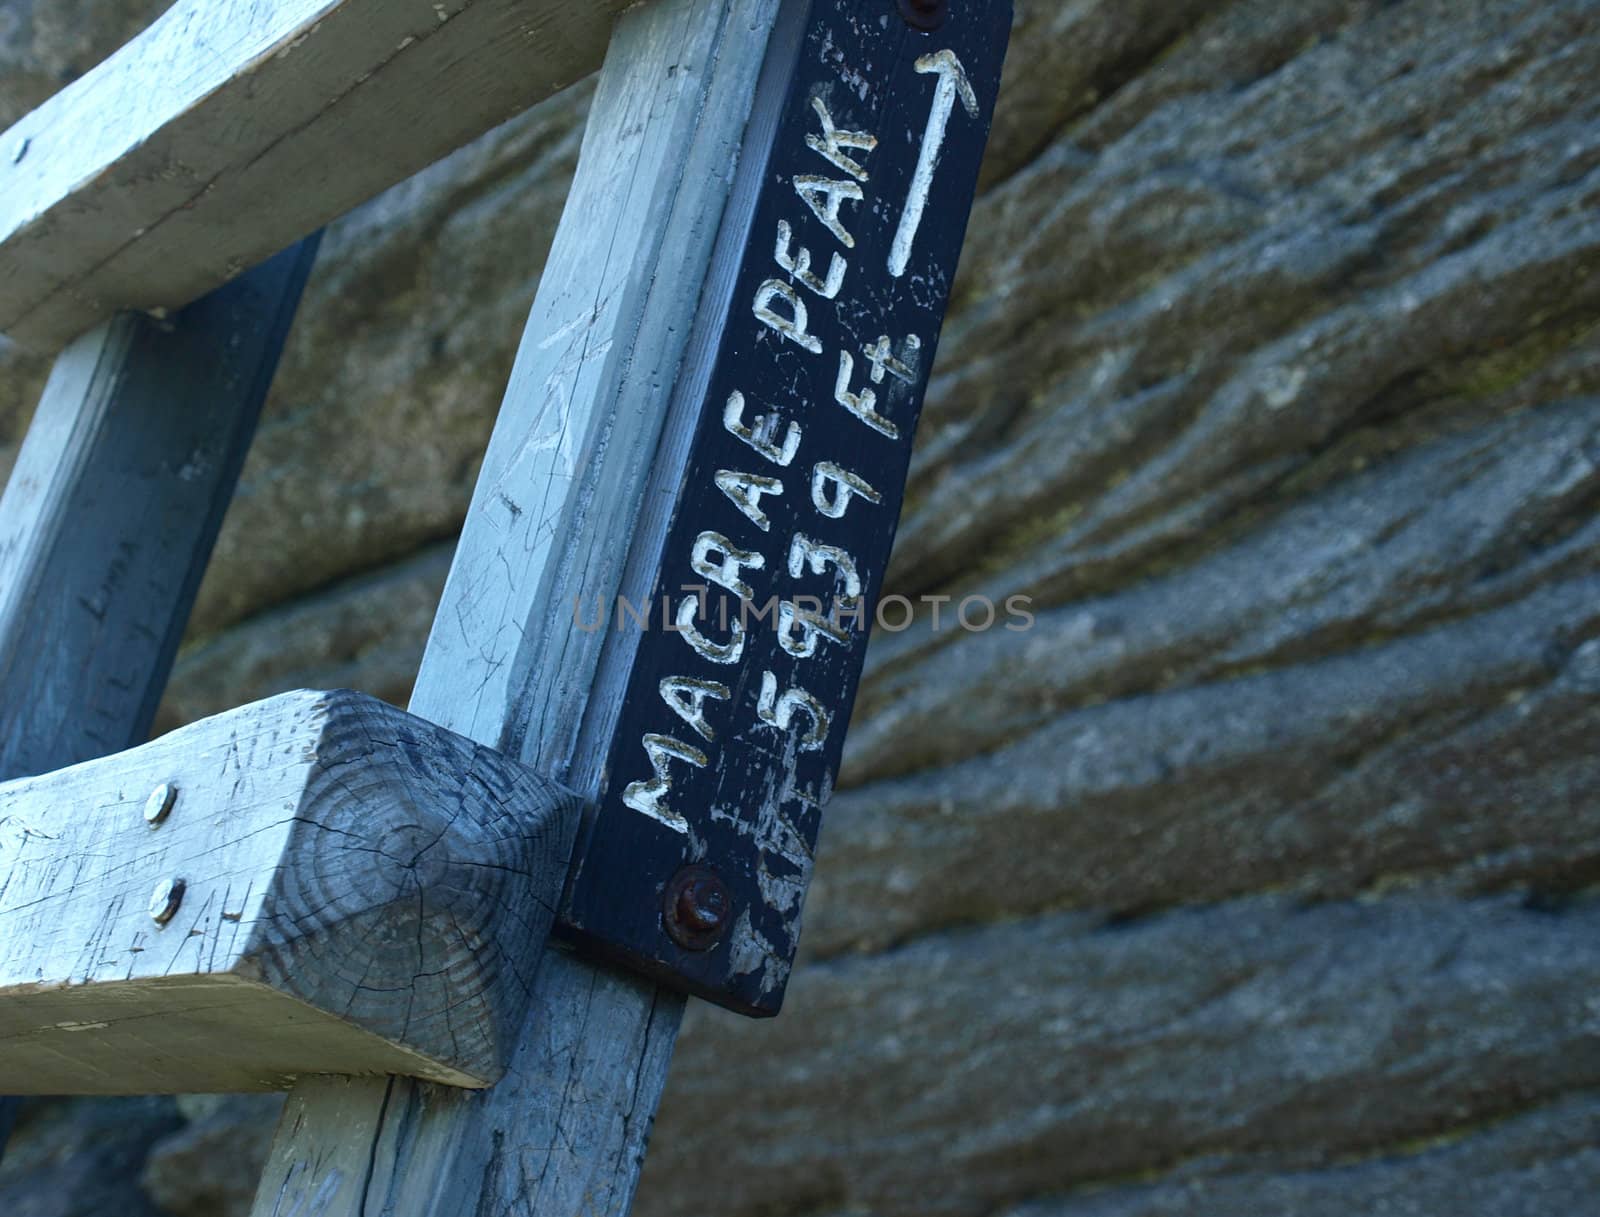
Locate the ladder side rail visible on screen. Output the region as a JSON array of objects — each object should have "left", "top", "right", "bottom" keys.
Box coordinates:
[
  {"left": 249, "top": 0, "right": 782, "bottom": 1212},
  {"left": 0, "top": 237, "right": 317, "bottom": 1161},
  {"left": 0, "top": 238, "right": 320, "bottom": 781}
]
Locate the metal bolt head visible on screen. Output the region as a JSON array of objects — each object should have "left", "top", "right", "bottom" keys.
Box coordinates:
[
  {"left": 143, "top": 782, "right": 178, "bottom": 826},
  {"left": 676, "top": 880, "right": 727, "bottom": 931},
  {"left": 663, "top": 865, "right": 731, "bottom": 951},
  {"left": 897, "top": 0, "right": 948, "bottom": 31},
  {"left": 149, "top": 878, "right": 186, "bottom": 926}
]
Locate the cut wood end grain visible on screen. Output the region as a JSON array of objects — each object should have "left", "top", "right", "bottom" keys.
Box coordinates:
[{"left": 0, "top": 689, "right": 580, "bottom": 1094}]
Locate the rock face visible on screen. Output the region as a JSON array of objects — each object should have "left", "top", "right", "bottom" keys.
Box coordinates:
[
  {"left": 2, "top": 0, "right": 1599, "bottom": 1215},
  {"left": 0, "top": 1097, "right": 180, "bottom": 1217}
]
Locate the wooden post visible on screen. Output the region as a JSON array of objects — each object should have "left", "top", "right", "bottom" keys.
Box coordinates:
[
  {"left": 0, "top": 238, "right": 319, "bottom": 780},
  {"left": 251, "top": 1, "right": 784, "bottom": 1211},
  {"left": 0, "top": 239, "right": 316, "bottom": 1160}
]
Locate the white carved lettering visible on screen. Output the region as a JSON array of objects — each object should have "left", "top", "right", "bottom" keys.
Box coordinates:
[
  {"left": 776, "top": 220, "right": 847, "bottom": 300},
  {"left": 834, "top": 351, "right": 899, "bottom": 438},
  {"left": 754, "top": 278, "right": 824, "bottom": 354},
  {"left": 716, "top": 470, "right": 785, "bottom": 531},
  {"left": 794, "top": 175, "right": 864, "bottom": 249},
  {"left": 724, "top": 391, "right": 802, "bottom": 467},
  {"left": 692, "top": 531, "right": 766, "bottom": 599},
  {"left": 805, "top": 96, "right": 876, "bottom": 182},
  {"left": 788, "top": 534, "right": 863, "bottom": 598},
  {"left": 757, "top": 671, "right": 831, "bottom": 751},
  {"left": 779, "top": 596, "right": 848, "bottom": 658},
  {"left": 811, "top": 462, "right": 882, "bottom": 519},
  {"left": 622, "top": 734, "right": 707, "bottom": 833},
  {"left": 677, "top": 595, "right": 746, "bottom": 665},
  {"left": 660, "top": 677, "right": 731, "bottom": 743},
  {"left": 863, "top": 333, "right": 921, "bottom": 385}
]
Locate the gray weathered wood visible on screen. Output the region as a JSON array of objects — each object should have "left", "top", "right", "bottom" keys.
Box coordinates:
[
  {"left": 251, "top": 0, "right": 783, "bottom": 1212},
  {"left": 0, "top": 688, "right": 579, "bottom": 1094},
  {"left": 0, "top": 239, "right": 319, "bottom": 781},
  {"left": 0, "top": 239, "right": 314, "bottom": 1162},
  {"left": 0, "top": 0, "right": 643, "bottom": 351},
  {"left": 255, "top": 1077, "right": 397, "bottom": 1213}
]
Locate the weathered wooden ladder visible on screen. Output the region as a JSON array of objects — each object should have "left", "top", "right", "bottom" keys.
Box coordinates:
[{"left": 0, "top": 0, "right": 1010, "bottom": 1210}]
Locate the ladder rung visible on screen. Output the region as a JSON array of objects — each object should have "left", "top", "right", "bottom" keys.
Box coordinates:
[
  {"left": 0, "top": 0, "right": 639, "bottom": 352},
  {"left": 0, "top": 689, "right": 578, "bottom": 1095}
]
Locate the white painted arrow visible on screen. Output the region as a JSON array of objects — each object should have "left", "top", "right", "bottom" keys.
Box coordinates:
[{"left": 888, "top": 49, "right": 982, "bottom": 279}]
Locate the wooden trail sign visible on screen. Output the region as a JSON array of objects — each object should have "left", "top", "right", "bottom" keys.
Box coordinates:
[{"left": 560, "top": 0, "right": 1012, "bottom": 1016}]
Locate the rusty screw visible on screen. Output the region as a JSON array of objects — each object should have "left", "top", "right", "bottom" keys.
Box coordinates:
[
  {"left": 149, "top": 877, "right": 186, "bottom": 927},
  {"left": 663, "top": 865, "right": 731, "bottom": 951},
  {"left": 898, "top": 0, "right": 948, "bottom": 31}
]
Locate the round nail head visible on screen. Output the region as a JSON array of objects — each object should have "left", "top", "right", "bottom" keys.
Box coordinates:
[
  {"left": 144, "top": 783, "right": 178, "bottom": 826},
  {"left": 149, "top": 878, "right": 186, "bottom": 926},
  {"left": 663, "top": 865, "right": 732, "bottom": 951}
]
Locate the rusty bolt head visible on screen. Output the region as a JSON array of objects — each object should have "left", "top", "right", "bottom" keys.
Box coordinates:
[
  {"left": 663, "top": 865, "right": 731, "bottom": 951},
  {"left": 898, "top": 0, "right": 948, "bottom": 31},
  {"left": 143, "top": 782, "right": 178, "bottom": 826},
  {"left": 149, "top": 878, "right": 186, "bottom": 926}
]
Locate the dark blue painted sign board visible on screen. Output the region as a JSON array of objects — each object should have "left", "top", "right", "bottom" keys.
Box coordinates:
[{"left": 561, "top": 0, "right": 1013, "bottom": 1016}]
